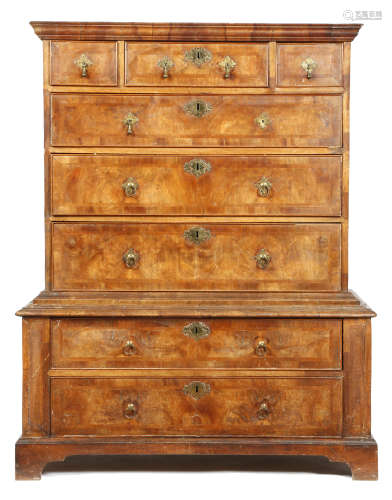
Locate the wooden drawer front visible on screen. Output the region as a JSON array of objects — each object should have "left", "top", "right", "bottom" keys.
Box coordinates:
[
  {"left": 52, "top": 155, "right": 342, "bottom": 217},
  {"left": 50, "top": 42, "right": 118, "bottom": 86},
  {"left": 52, "top": 223, "right": 341, "bottom": 291},
  {"left": 51, "top": 377, "right": 343, "bottom": 437},
  {"left": 51, "top": 318, "right": 342, "bottom": 370},
  {"left": 126, "top": 43, "right": 268, "bottom": 87},
  {"left": 277, "top": 44, "right": 343, "bottom": 87},
  {"left": 50, "top": 94, "right": 342, "bottom": 147}
]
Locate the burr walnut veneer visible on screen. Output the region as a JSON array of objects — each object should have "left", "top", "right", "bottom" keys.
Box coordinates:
[{"left": 16, "top": 22, "right": 377, "bottom": 480}]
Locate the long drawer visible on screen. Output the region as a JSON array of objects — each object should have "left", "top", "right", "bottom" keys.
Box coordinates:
[
  {"left": 51, "top": 318, "right": 342, "bottom": 369},
  {"left": 52, "top": 223, "right": 341, "bottom": 291},
  {"left": 51, "top": 155, "right": 342, "bottom": 216},
  {"left": 126, "top": 42, "right": 269, "bottom": 87},
  {"left": 50, "top": 94, "right": 342, "bottom": 147},
  {"left": 50, "top": 377, "right": 343, "bottom": 437}
]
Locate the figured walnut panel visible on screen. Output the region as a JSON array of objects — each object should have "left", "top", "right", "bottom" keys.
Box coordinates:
[
  {"left": 51, "top": 318, "right": 342, "bottom": 369},
  {"left": 52, "top": 223, "right": 341, "bottom": 291},
  {"left": 51, "top": 155, "right": 341, "bottom": 216},
  {"left": 50, "top": 41, "right": 117, "bottom": 86},
  {"left": 50, "top": 377, "right": 343, "bottom": 437},
  {"left": 126, "top": 43, "right": 268, "bottom": 87},
  {"left": 50, "top": 94, "right": 342, "bottom": 147}
]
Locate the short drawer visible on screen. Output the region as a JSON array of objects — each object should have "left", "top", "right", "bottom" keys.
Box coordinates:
[
  {"left": 50, "top": 41, "right": 118, "bottom": 86},
  {"left": 277, "top": 43, "right": 343, "bottom": 87},
  {"left": 126, "top": 43, "right": 268, "bottom": 87},
  {"left": 50, "top": 94, "right": 342, "bottom": 148},
  {"left": 52, "top": 223, "right": 341, "bottom": 291},
  {"left": 50, "top": 377, "right": 343, "bottom": 437},
  {"left": 51, "top": 318, "right": 342, "bottom": 370},
  {"left": 51, "top": 155, "right": 342, "bottom": 217}
]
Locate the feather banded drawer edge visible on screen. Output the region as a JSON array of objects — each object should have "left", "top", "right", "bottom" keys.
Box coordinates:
[{"left": 15, "top": 22, "right": 378, "bottom": 480}]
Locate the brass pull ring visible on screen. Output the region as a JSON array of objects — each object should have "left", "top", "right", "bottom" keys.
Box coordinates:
[
  {"left": 124, "top": 402, "right": 137, "bottom": 419},
  {"left": 123, "top": 341, "right": 135, "bottom": 356},
  {"left": 122, "top": 177, "right": 139, "bottom": 197},
  {"left": 74, "top": 54, "right": 92, "bottom": 77},
  {"left": 123, "top": 112, "right": 139, "bottom": 135},
  {"left": 255, "top": 249, "right": 271, "bottom": 270},
  {"left": 256, "top": 401, "right": 270, "bottom": 420},
  {"left": 255, "top": 177, "right": 272, "bottom": 197},
  {"left": 255, "top": 341, "right": 267, "bottom": 357},
  {"left": 301, "top": 57, "right": 317, "bottom": 79},
  {"left": 123, "top": 248, "right": 140, "bottom": 269},
  {"left": 158, "top": 56, "right": 174, "bottom": 78},
  {"left": 218, "top": 55, "right": 236, "bottom": 79}
]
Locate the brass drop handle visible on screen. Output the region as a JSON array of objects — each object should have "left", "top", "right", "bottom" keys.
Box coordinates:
[
  {"left": 122, "top": 177, "right": 139, "bottom": 197},
  {"left": 255, "top": 249, "right": 271, "bottom": 270},
  {"left": 74, "top": 54, "right": 92, "bottom": 77},
  {"left": 124, "top": 402, "right": 137, "bottom": 419},
  {"left": 255, "top": 341, "right": 267, "bottom": 356},
  {"left": 157, "top": 56, "right": 174, "bottom": 78},
  {"left": 123, "top": 112, "right": 139, "bottom": 135},
  {"left": 218, "top": 55, "right": 236, "bottom": 79},
  {"left": 255, "top": 112, "right": 271, "bottom": 130},
  {"left": 123, "top": 248, "right": 140, "bottom": 269},
  {"left": 301, "top": 57, "right": 317, "bottom": 79},
  {"left": 255, "top": 177, "right": 272, "bottom": 197},
  {"left": 123, "top": 341, "right": 135, "bottom": 356},
  {"left": 256, "top": 401, "right": 270, "bottom": 420}
]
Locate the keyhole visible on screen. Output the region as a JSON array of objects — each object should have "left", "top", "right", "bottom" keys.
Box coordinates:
[
  {"left": 195, "top": 163, "right": 200, "bottom": 171},
  {"left": 195, "top": 230, "right": 199, "bottom": 239},
  {"left": 197, "top": 50, "right": 201, "bottom": 60},
  {"left": 196, "top": 102, "right": 201, "bottom": 112},
  {"left": 195, "top": 384, "right": 199, "bottom": 393}
]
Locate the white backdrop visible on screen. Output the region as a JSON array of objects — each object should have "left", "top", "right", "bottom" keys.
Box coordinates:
[{"left": 1, "top": 0, "right": 391, "bottom": 497}]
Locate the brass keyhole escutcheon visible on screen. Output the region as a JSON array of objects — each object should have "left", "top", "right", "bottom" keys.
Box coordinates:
[
  {"left": 183, "top": 321, "right": 211, "bottom": 341},
  {"left": 255, "top": 112, "right": 271, "bottom": 130},
  {"left": 183, "top": 381, "right": 211, "bottom": 400},
  {"left": 184, "top": 158, "right": 211, "bottom": 178},
  {"left": 184, "top": 99, "right": 212, "bottom": 118},
  {"left": 184, "top": 226, "right": 211, "bottom": 245},
  {"left": 184, "top": 47, "right": 212, "bottom": 67}
]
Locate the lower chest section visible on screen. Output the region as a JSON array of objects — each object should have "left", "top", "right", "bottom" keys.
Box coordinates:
[{"left": 49, "top": 317, "right": 343, "bottom": 438}]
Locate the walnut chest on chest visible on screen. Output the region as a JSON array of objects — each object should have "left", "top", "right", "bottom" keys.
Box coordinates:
[{"left": 15, "top": 22, "right": 378, "bottom": 480}]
